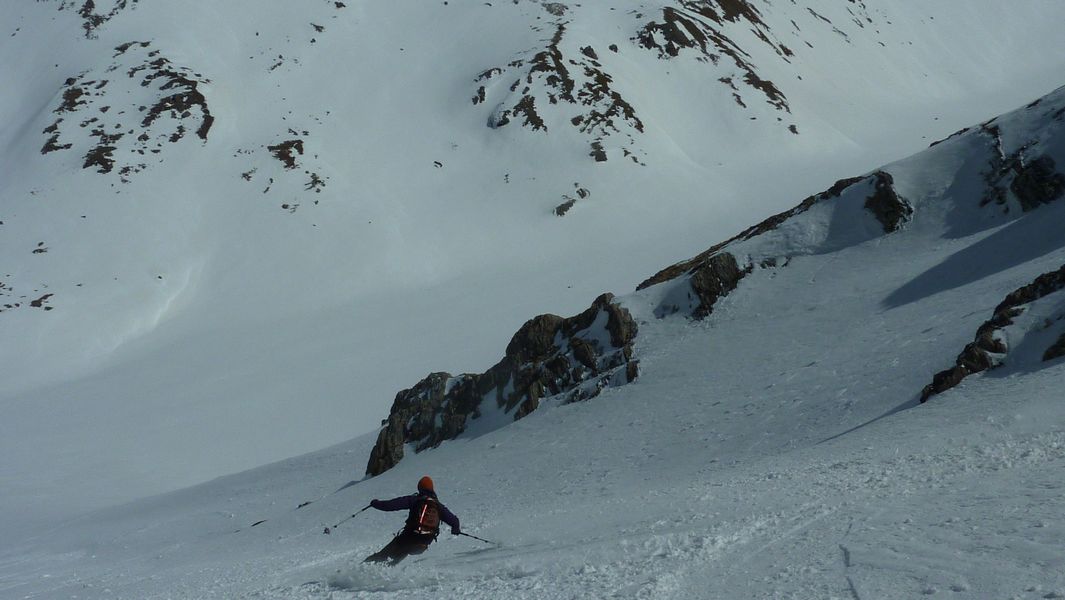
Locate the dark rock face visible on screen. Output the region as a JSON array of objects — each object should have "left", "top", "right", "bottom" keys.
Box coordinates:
[
  {"left": 921, "top": 263, "right": 1065, "bottom": 402},
  {"left": 366, "top": 293, "right": 639, "bottom": 476},
  {"left": 981, "top": 124, "right": 1065, "bottom": 212},
  {"left": 864, "top": 171, "right": 913, "bottom": 233},
  {"left": 1010, "top": 156, "right": 1065, "bottom": 211},
  {"left": 688, "top": 252, "right": 749, "bottom": 319}
]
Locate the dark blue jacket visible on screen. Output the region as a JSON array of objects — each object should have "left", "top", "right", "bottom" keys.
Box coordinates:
[{"left": 371, "top": 490, "right": 460, "bottom": 534}]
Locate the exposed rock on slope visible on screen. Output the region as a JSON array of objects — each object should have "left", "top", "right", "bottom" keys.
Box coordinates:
[
  {"left": 472, "top": 0, "right": 893, "bottom": 162},
  {"left": 916, "top": 88, "right": 1065, "bottom": 401},
  {"left": 41, "top": 41, "right": 212, "bottom": 181},
  {"left": 365, "top": 85, "right": 1065, "bottom": 474},
  {"left": 0, "top": 281, "right": 56, "bottom": 314},
  {"left": 366, "top": 293, "right": 638, "bottom": 476},
  {"left": 975, "top": 99, "right": 1065, "bottom": 213},
  {"left": 53, "top": 0, "right": 140, "bottom": 38},
  {"left": 864, "top": 171, "right": 912, "bottom": 232},
  {"left": 475, "top": 23, "right": 645, "bottom": 163},
  {"left": 635, "top": 0, "right": 792, "bottom": 114},
  {"left": 921, "top": 264, "right": 1065, "bottom": 402},
  {"left": 638, "top": 170, "right": 910, "bottom": 317},
  {"left": 366, "top": 166, "right": 914, "bottom": 475}
]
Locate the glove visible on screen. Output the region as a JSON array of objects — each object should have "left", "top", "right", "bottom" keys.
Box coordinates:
[{"left": 451, "top": 526, "right": 461, "bottom": 535}]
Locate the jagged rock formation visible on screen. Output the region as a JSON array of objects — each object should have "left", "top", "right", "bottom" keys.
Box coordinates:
[
  {"left": 366, "top": 293, "right": 639, "bottom": 476},
  {"left": 980, "top": 122, "right": 1065, "bottom": 212},
  {"left": 864, "top": 171, "right": 913, "bottom": 233},
  {"left": 472, "top": 0, "right": 827, "bottom": 162},
  {"left": 638, "top": 170, "right": 911, "bottom": 317},
  {"left": 1011, "top": 156, "right": 1065, "bottom": 211},
  {"left": 41, "top": 41, "right": 212, "bottom": 181},
  {"left": 921, "top": 264, "right": 1065, "bottom": 402},
  {"left": 463, "top": 0, "right": 938, "bottom": 163},
  {"left": 634, "top": 0, "right": 793, "bottom": 117},
  {"left": 640, "top": 251, "right": 750, "bottom": 319},
  {"left": 475, "top": 23, "right": 645, "bottom": 164}
]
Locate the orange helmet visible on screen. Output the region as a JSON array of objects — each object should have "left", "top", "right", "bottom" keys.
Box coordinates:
[{"left": 417, "top": 476, "right": 434, "bottom": 492}]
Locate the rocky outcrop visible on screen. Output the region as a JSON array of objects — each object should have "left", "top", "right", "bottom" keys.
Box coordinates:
[
  {"left": 366, "top": 293, "right": 639, "bottom": 476},
  {"left": 921, "top": 264, "right": 1065, "bottom": 402},
  {"left": 686, "top": 252, "right": 749, "bottom": 319},
  {"left": 637, "top": 171, "right": 909, "bottom": 304},
  {"left": 635, "top": 1, "right": 792, "bottom": 119},
  {"left": 981, "top": 124, "right": 1065, "bottom": 212},
  {"left": 864, "top": 171, "right": 913, "bottom": 233},
  {"left": 1010, "top": 156, "right": 1065, "bottom": 211},
  {"left": 638, "top": 249, "right": 751, "bottom": 319},
  {"left": 474, "top": 23, "right": 645, "bottom": 164},
  {"left": 40, "top": 41, "right": 212, "bottom": 181}
]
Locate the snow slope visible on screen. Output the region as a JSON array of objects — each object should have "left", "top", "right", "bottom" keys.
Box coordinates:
[
  {"left": 4, "top": 1, "right": 1065, "bottom": 538},
  {"left": 3, "top": 76, "right": 1065, "bottom": 599},
  {"left": 2, "top": 1, "right": 1065, "bottom": 534}
]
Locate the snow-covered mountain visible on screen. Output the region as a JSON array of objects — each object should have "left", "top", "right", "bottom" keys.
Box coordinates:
[
  {"left": 3, "top": 0, "right": 1065, "bottom": 587},
  {"left": 3, "top": 75, "right": 1065, "bottom": 600}
]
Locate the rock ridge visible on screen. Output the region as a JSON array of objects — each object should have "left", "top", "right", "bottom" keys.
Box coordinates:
[{"left": 366, "top": 293, "right": 639, "bottom": 476}]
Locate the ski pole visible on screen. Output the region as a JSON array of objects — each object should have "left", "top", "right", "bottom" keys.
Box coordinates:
[
  {"left": 458, "top": 531, "right": 497, "bottom": 545},
  {"left": 324, "top": 504, "right": 371, "bottom": 534}
]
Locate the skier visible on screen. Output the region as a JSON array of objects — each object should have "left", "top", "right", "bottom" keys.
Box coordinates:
[{"left": 363, "top": 476, "right": 461, "bottom": 564}]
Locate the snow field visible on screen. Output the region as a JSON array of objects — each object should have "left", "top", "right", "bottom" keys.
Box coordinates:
[
  {"left": 3, "top": 2, "right": 1065, "bottom": 598},
  {"left": 5, "top": 148, "right": 1065, "bottom": 596},
  {"left": 4, "top": 2, "right": 1065, "bottom": 538}
]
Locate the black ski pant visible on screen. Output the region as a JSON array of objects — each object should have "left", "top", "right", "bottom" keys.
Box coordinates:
[{"left": 364, "top": 531, "right": 434, "bottom": 564}]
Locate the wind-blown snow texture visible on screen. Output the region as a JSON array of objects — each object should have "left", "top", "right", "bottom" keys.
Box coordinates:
[{"left": 3, "top": 1, "right": 1065, "bottom": 597}]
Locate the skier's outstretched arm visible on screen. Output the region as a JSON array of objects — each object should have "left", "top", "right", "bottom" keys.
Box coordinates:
[
  {"left": 439, "top": 503, "right": 461, "bottom": 534},
  {"left": 370, "top": 495, "right": 416, "bottom": 511}
]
